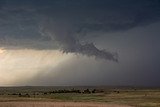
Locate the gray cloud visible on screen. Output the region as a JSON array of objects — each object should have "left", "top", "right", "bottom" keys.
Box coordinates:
[
  {"left": 39, "top": 18, "right": 118, "bottom": 61},
  {"left": 0, "top": 0, "right": 160, "bottom": 86},
  {"left": 62, "top": 43, "right": 118, "bottom": 62},
  {"left": 14, "top": 22, "right": 160, "bottom": 86},
  {"left": 0, "top": 0, "right": 160, "bottom": 61}
]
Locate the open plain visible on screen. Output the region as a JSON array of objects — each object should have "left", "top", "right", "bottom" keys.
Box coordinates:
[{"left": 0, "top": 86, "right": 159, "bottom": 107}]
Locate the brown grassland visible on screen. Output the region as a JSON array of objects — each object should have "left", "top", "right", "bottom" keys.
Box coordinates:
[
  {"left": 0, "top": 102, "right": 132, "bottom": 107},
  {"left": 0, "top": 86, "right": 159, "bottom": 107}
]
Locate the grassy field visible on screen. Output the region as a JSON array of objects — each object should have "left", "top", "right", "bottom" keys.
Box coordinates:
[{"left": 0, "top": 86, "right": 160, "bottom": 107}]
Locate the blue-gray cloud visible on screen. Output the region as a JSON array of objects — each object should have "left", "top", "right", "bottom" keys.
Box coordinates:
[{"left": 0, "top": 0, "right": 160, "bottom": 61}]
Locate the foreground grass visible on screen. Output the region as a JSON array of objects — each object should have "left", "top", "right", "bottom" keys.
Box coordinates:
[
  {"left": 0, "top": 87, "right": 160, "bottom": 107},
  {"left": 0, "top": 102, "right": 132, "bottom": 107}
]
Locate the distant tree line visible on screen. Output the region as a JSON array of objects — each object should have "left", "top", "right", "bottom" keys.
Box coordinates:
[
  {"left": 43, "top": 88, "right": 104, "bottom": 94},
  {"left": 8, "top": 88, "right": 104, "bottom": 97}
]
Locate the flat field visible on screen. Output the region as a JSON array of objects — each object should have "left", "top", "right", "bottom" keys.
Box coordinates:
[
  {"left": 0, "top": 102, "right": 132, "bottom": 107},
  {"left": 0, "top": 86, "right": 159, "bottom": 107}
]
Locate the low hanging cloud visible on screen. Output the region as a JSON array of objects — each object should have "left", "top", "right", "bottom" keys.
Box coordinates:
[
  {"left": 40, "top": 18, "right": 118, "bottom": 62},
  {"left": 63, "top": 43, "right": 118, "bottom": 62},
  {"left": 0, "top": 0, "right": 160, "bottom": 61}
]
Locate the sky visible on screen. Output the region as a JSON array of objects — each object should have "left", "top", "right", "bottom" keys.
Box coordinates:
[{"left": 0, "top": 0, "right": 160, "bottom": 86}]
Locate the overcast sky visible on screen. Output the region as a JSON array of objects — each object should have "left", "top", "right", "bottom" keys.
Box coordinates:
[{"left": 0, "top": 0, "right": 160, "bottom": 86}]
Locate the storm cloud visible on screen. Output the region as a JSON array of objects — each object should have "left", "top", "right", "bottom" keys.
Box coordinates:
[
  {"left": 0, "top": 0, "right": 160, "bottom": 86},
  {"left": 0, "top": 0, "right": 160, "bottom": 61}
]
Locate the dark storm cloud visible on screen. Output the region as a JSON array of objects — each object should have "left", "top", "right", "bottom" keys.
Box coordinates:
[
  {"left": 0, "top": 0, "right": 160, "bottom": 61},
  {"left": 12, "top": 22, "right": 160, "bottom": 86},
  {"left": 40, "top": 18, "right": 118, "bottom": 61}
]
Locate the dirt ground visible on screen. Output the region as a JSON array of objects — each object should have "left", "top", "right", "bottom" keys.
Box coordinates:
[{"left": 0, "top": 102, "right": 132, "bottom": 107}]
